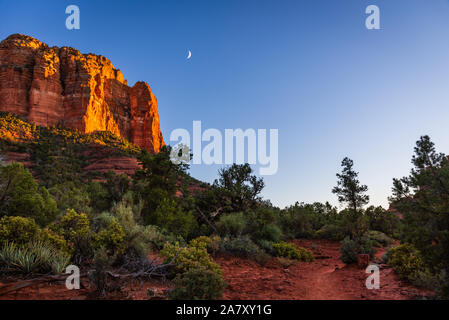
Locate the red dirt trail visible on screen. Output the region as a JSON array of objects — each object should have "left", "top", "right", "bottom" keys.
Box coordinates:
[
  {"left": 217, "top": 239, "right": 431, "bottom": 300},
  {"left": 0, "top": 239, "right": 431, "bottom": 300}
]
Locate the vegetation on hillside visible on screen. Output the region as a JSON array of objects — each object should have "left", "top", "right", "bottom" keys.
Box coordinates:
[{"left": 0, "top": 113, "right": 448, "bottom": 299}]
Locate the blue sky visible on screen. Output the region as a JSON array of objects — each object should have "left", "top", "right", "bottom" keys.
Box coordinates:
[{"left": 1, "top": 0, "right": 449, "bottom": 209}]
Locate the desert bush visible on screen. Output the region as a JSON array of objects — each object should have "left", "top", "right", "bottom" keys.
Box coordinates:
[
  {"left": 220, "top": 235, "right": 270, "bottom": 264},
  {"left": 38, "top": 228, "right": 74, "bottom": 257},
  {"left": 0, "top": 241, "right": 70, "bottom": 275},
  {"left": 53, "top": 209, "right": 91, "bottom": 241},
  {"left": 89, "top": 246, "right": 117, "bottom": 297},
  {"left": 0, "top": 216, "right": 39, "bottom": 245},
  {"left": 169, "top": 266, "right": 226, "bottom": 300},
  {"left": 216, "top": 212, "right": 248, "bottom": 237},
  {"left": 272, "top": 242, "right": 315, "bottom": 262},
  {"left": 95, "top": 219, "right": 126, "bottom": 256},
  {"left": 314, "top": 224, "right": 345, "bottom": 241},
  {"left": 52, "top": 209, "right": 93, "bottom": 264},
  {"left": 151, "top": 197, "right": 198, "bottom": 240},
  {"left": 112, "top": 202, "right": 152, "bottom": 257},
  {"left": 143, "top": 225, "right": 186, "bottom": 249},
  {"left": 189, "top": 236, "right": 212, "bottom": 249},
  {"left": 160, "top": 241, "right": 222, "bottom": 276},
  {"left": 256, "top": 239, "right": 276, "bottom": 255},
  {"left": 386, "top": 243, "right": 428, "bottom": 282},
  {"left": 252, "top": 223, "right": 283, "bottom": 244},
  {"left": 340, "top": 236, "right": 374, "bottom": 264},
  {"left": 364, "top": 230, "right": 393, "bottom": 248}
]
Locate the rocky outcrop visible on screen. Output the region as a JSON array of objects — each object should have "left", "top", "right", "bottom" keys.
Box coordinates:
[{"left": 0, "top": 34, "right": 164, "bottom": 153}]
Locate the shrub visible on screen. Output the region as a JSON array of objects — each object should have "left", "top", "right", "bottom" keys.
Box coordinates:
[
  {"left": 144, "top": 225, "right": 186, "bottom": 250},
  {"left": 112, "top": 201, "right": 152, "bottom": 257},
  {"left": 54, "top": 209, "right": 91, "bottom": 242},
  {"left": 364, "top": 230, "right": 393, "bottom": 247},
  {"left": 151, "top": 198, "right": 198, "bottom": 240},
  {"left": 386, "top": 243, "right": 428, "bottom": 282},
  {"left": 0, "top": 162, "right": 57, "bottom": 226},
  {"left": 89, "top": 246, "right": 119, "bottom": 297},
  {"left": 340, "top": 236, "right": 374, "bottom": 264},
  {"left": 38, "top": 228, "right": 74, "bottom": 257},
  {"left": 95, "top": 219, "right": 126, "bottom": 256},
  {"left": 169, "top": 267, "right": 226, "bottom": 300},
  {"left": 315, "top": 224, "right": 345, "bottom": 241},
  {"left": 52, "top": 209, "right": 93, "bottom": 264},
  {"left": 160, "top": 241, "right": 222, "bottom": 276},
  {"left": 216, "top": 212, "right": 248, "bottom": 237},
  {"left": 272, "top": 242, "right": 315, "bottom": 262},
  {"left": 252, "top": 223, "right": 283, "bottom": 244},
  {"left": 340, "top": 237, "right": 358, "bottom": 264},
  {"left": 256, "top": 239, "right": 276, "bottom": 256},
  {"left": 189, "top": 236, "right": 212, "bottom": 250},
  {"left": 49, "top": 182, "right": 91, "bottom": 215},
  {"left": 0, "top": 241, "right": 70, "bottom": 275},
  {"left": 219, "top": 236, "right": 270, "bottom": 265},
  {"left": 0, "top": 216, "right": 39, "bottom": 245}
]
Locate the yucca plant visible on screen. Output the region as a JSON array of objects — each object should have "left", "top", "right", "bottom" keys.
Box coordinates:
[
  {"left": 0, "top": 242, "right": 39, "bottom": 273},
  {"left": 0, "top": 241, "right": 71, "bottom": 275}
]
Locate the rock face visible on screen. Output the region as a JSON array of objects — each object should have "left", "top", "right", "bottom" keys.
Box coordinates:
[{"left": 0, "top": 34, "right": 164, "bottom": 153}]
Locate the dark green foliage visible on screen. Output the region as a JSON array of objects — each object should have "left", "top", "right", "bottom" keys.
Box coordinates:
[
  {"left": 315, "top": 224, "right": 345, "bottom": 241},
  {"left": 365, "top": 206, "right": 399, "bottom": 236},
  {"left": 102, "top": 171, "right": 130, "bottom": 206},
  {"left": 213, "top": 163, "right": 264, "bottom": 213},
  {"left": 216, "top": 212, "right": 248, "bottom": 237},
  {"left": 390, "top": 136, "right": 449, "bottom": 296},
  {"left": 90, "top": 246, "right": 116, "bottom": 297},
  {"left": 169, "top": 267, "right": 226, "bottom": 300},
  {"left": 280, "top": 202, "right": 336, "bottom": 239},
  {"left": 49, "top": 181, "right": 91, "bottom": 215},
  {"left": 151, "top": 197, "right": 198, "bottom": 240},
  {"left": 332, "top": 157, "right": 369, "bottom": 212},
  {"left": 340, "top": 236, "right": 374, "bottom": 264},
  {"left": 364, "top": 230, "right": 393, "bottom": 248},
  {"left": 133, "top": 146, "right": 189, "bottom": 225},
  {"left": 221, "top": 236, "right": 270, "bottom": 265},
  {"left": 0, "top": 163, "right": 57, "bottom": 226}
]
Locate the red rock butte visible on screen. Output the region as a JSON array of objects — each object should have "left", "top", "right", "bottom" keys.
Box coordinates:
[{"left": 0, "top": 34, "right": 164, "bottom": 153}]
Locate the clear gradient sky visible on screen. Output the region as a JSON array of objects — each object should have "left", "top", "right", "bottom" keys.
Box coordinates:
[{"left": 1, "top": 0, "right": 449, "bottom": 209}]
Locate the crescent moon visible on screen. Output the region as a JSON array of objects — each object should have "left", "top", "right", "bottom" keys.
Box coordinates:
[{"left": 187, "top": 50, "right": 191, "bottom": 60}]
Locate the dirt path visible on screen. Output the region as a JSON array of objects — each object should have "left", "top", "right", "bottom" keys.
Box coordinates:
[
  {"left": 217, "top": 239, "right": 431, "bottom": 300},
  {"left": 0, "top": 239, "right": 432, "bottom": 300}
]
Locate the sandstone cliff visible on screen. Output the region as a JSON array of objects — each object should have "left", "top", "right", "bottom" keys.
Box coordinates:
[{"left": 0, "top": 34, "right": 164, "bottom": 153}]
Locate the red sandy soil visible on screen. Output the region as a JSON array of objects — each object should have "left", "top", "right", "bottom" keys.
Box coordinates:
[
  {"left": 0, "top": 239, "right": 432, "bottom": 300},
  {"left": 218, "top": 239, "right": 432, "bottom": 300}
]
